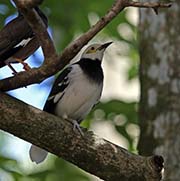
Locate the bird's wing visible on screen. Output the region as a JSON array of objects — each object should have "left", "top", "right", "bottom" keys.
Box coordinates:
[
  {"left": 0, "top": 7, "right": 48, "bottom": 60},
  {"left": 0, "top": 15, "right": 34, "bottom": 57},
  {"left": 43, "top": 66, "right": 72, "bottom": 113}
]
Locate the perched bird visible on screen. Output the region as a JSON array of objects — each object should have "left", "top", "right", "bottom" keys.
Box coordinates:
[
  {"left": 29, "top": 42, "right": 112, "bottom": 164},
  {"left": 0, "top": 7, "right": 48, "bottom": 74}
]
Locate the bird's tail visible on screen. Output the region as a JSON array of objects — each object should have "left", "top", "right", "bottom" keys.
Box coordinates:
[{"left": 29, "top": 145, "right": 48, "bottom": 164}]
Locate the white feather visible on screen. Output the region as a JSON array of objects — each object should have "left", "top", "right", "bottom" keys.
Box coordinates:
[
  {"left": 29, "top": 145, "right": 48, "bottom": 164},
  {"left": 14, "top": 37, "right": 32, "bottom": 48},
  {"left": 53, "top": 92, "right": 64, "bottom": 103}
]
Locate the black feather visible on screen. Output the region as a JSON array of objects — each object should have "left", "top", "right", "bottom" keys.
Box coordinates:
[{"left": 77, "top": 58, "right": 104, "bottom": 83}]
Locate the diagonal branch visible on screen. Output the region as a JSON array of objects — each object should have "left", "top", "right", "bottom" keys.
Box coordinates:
[
  {"left": 126, "top": 1, "right": 172, "bottom": 8},
  {"left": 0, "top": 0, "right": 171, "bottom": 91},
  {"left": 0, "top": 92, "right": 164, "bottom": 181}
]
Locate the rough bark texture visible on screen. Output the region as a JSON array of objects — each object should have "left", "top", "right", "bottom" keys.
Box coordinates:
[
  {"left": 138, "top": 0, "right": 180, "bottom": 180},
  {"left": 0, "top": 92, "right": 163, "bottom": 181}
]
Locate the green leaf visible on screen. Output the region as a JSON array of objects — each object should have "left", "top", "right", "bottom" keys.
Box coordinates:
[{"left": 88, "top": 100, "right": 138, "bottom": 124}]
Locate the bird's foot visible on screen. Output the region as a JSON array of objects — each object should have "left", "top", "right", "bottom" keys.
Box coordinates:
[
  {"left": 64, "top": 116, "right": 84, "bottom": 136},
  {"left": 6, "top": 62, "right": 27, "bottom": 88},
  {"left": 72, "top": 120, "right": 84, "bottom": 137},
  {"left": 22, "top": 62, "right": 31, "bottom": 71},
  {"left": 6, "top": 63, "right": 18, "bottom": 75},
  {"left": 14, "top": 58, "right": 31, "bottom": 71}
]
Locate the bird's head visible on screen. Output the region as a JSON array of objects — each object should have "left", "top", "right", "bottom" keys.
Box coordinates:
[{"left": 81, "top": 42, "right": 112, "bottom": 61}]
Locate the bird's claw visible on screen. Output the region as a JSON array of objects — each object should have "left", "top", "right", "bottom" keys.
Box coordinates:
[
  {"left": 14, "top": 58, "right": 31, "bottom": 71},
  {"left": 72, "top": 120, "right": 84, "bottom": 137},
  {"left": 22, "top": 62, "right": 31, "bottom": 71},
  {"left": 64, "top": 117, "right": 84, "bottom": 136}
]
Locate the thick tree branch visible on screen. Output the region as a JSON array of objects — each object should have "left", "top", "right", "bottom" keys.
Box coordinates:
[
  {"left": 0, "top": 92, "right": 163, "bottom": 181},
  {"left": 0, "top": 0, "right": 171, "bottom": 91}
]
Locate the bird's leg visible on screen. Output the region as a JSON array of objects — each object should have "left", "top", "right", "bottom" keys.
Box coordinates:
[
  {"left": 5, "top": 62, "right": 18, "bottom": 75},
  {"left": 64, "top": 116, "right": 84, "bottom": 136},
  {"left": 5, "top": 62, "right": 28, "bottom": 88},
  {"left": 72, "top": 120, "right": 84, "bottom": 137},
  {"left": 14, "top": 58, "right": 31, "bottom": 71}
]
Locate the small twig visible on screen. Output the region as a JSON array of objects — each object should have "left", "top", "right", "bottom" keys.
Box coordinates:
[
  {"left": 0, "top": 0, "right": 172, "bottom": 91},
  {"left": 126, "top": 1, "right": 172, "bottom": 8},
  {"left": 126, "top": 1, "right": 172, "bottom": 15}
]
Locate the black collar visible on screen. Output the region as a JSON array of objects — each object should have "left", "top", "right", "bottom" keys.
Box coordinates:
[{"left": 76, "top": 58, "right": 104, "bottom": 84}]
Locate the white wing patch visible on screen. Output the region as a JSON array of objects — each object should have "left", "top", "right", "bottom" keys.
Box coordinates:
[
  {"left": 53, "top": 92, "right": 64, "bottom": 103},
  {"left": 14, "top": 37, "right": 32, "bottom": 48},
  {"left": 47, "top": 95, "right": 55, "bottom": 101},
  {"left": 47, "top": 93, "right": 64, "bottom": 104},
  {"left": 58, "top": 82, "right": 63, "bottom": 87}
]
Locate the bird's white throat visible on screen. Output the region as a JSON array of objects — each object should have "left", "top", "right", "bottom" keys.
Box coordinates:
[{"left": 81, "top": 50, "right": 104, "bottom": 61}]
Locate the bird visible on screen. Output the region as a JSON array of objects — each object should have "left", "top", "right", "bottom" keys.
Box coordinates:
[
  {"left": 29, "top": 42, "right": 112, "bottom": 164},
  {"left": 0, "top": 7, "right": 48, "bottom": 74}
]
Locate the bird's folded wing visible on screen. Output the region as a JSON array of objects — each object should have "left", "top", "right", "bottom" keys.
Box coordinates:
[
  {"left": 0, "top": 15, "right": 33, "bottom": 57},
  {"left": 43, "top": 66, "right": 72, "bottom": 113}
]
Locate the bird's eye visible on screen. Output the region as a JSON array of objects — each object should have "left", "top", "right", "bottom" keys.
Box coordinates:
[{"left": 86, "top": 46, "right": 96, "bottom": 54}]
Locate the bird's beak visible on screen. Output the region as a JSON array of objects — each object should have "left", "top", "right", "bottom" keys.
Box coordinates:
[{"left": 98, "top": 42, "right": 113, "bottom": 50}]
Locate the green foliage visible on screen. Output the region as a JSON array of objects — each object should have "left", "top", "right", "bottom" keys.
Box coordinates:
[
  {"left": 0, "top": 0, "right": 139, "bottom": 180},
  {"left": 95, "top": 100, "right": 137, "bottom": 124},
  {"left": 24, "top": 157, "right": 90, "bottom": 181},
  {"left": 0, "top": 132, "right": 23, "bottom": 181},
  {"left": 84, "top": 100, "right": 138, "bottom": 151},
  {"left": 128, "top": 47, "right": 139, "bottom": 80}
]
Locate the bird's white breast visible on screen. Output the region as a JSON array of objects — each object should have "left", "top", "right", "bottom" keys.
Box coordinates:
[{"left": 54, "top": 64, "right": 103, "bottom": 121}]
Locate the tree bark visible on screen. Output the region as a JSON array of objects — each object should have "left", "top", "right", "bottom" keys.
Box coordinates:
[
  {"left": 0, "top": 92, "right": 163, "bottom": 181},
  {"left": 138, "top": 0, "right": 180, "bottom": 180}
]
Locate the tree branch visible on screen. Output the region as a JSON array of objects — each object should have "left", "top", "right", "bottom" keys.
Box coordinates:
[
  {"left": 13, "top": 0, "right": 57, "bottom": 62},
  {"left": 126, "top": 1, "right": 172, "bottom": 8},
  {"left": 0, "top": 92, "right": 163, "bottom": 181},
  {"left": 0, "top": 0, "right": 171, "bottom": 91}
]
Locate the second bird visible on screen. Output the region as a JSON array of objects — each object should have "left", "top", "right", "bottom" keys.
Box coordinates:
[{"left": 0, "top": 7, "right": 48, "bottom": 74}]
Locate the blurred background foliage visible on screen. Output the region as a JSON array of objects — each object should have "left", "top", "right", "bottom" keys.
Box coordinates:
[{"left": 0, "top": 0, "right": 139, "bottom": 180}]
